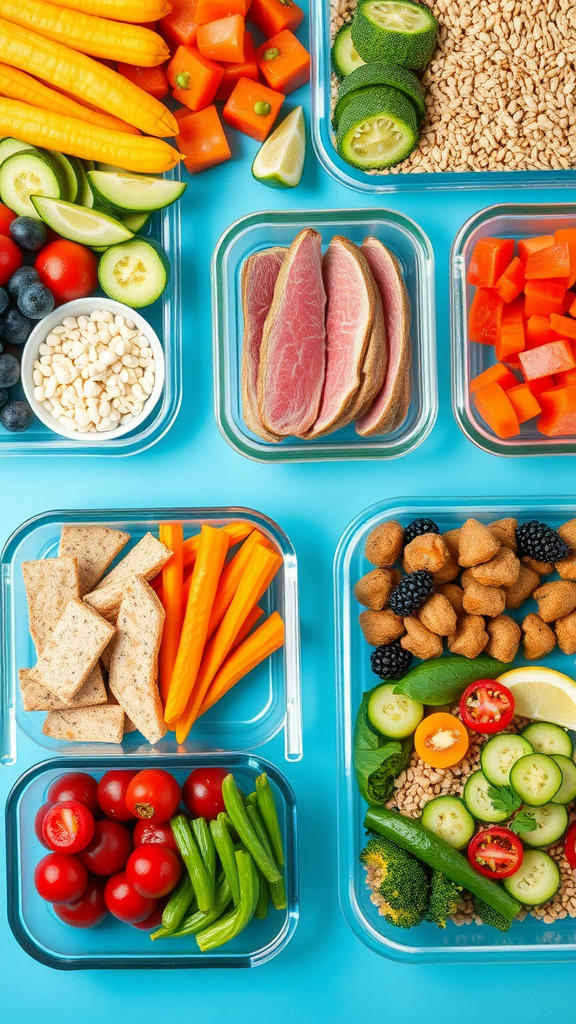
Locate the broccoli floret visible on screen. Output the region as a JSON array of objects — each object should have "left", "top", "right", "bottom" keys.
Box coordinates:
[
  {"left": 472, "top": 895, "right": 512, "bottom": 933},
  {"left": 360, "top": 834, "right": 429, "bottom": 929},
  {"left": 425, "top": 870, "right": 462, "bottom": 928}
]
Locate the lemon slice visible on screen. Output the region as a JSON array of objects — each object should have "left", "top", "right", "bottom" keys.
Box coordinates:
[
  {"left": 252, "top": 106, "right": 305, "bottom": 189},
  {"left": 496, "top": 666, "right": 576, "bottom": 730}
]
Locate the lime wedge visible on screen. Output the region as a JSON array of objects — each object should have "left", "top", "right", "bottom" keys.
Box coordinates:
[{"left": 252, "top": 106, "right": 305, "bottom": 189}]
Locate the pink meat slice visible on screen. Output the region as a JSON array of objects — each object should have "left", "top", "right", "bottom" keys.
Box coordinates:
[
  {"left": 356, "top": 236, "right": 412, "bottom": 436},
  {"left": 258, "top": 228, "right": 327, "bottom": 436},
  {"left": 241, "top": 246, "right": 286, "bottom": 442}
]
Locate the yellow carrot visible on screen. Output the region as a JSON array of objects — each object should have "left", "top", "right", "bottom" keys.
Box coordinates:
[
  {"left": 50, "top": 0, "right": 170, "bottom": 23},
  {"left": 198, "top": 612, "right": 285, "bottom": 718},
  {"left": 0, "top": 0, "right": 170, "bottom": 67},
  {"left": 0, "top": 19, "right": 178, "bottom": 138}
]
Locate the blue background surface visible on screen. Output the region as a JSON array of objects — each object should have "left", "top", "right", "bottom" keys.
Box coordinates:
[{"left": 1, "top": 23, "right": 576, "bottom": 1020}]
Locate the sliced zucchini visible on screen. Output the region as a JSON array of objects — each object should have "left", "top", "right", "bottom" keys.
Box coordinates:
[
  {"left": 463, "top": 770, "right": 508, "bottom": 823},
  {"left": 30, "top": 196, "right": 134, "bottom": 247},
  {"left": 503, "top": 850, "right": 560, "bottom": 905},
  {"left": 0, "top": 138, "right": 36, "bottom": 167},
  {"left": 367, "top": 682, "right": 423, "bottom": 738},
  {"left": 88, "top": 170, "right": 186, "bottom": 213},
  {"left": 98, "top": 238, "right": 169, "bottom": 307},
  {"left": 480, "top": 733, "right": 533, "bottom": 787},
  {"left": 336, "top": 85, "right": 419, "bottom": 169},
  {"left": 352, "top": 0, "right": 439, "bottom": 70},
  {"left": 334, "top": 62, "right": 426, "bottom": 127},
  {"left": 509, "top": 753, "right": 563, "bottom": 807},
  {"left": 522, "top": 722, "right": 573, "bottom": 757},
  {"left": 0, "top": 150, "right": 64, "bottom": 217},
  {"left": 420, "top": 796, "right": 475, "bottom": 849},
  {"left": 46, "top": 150, "right": 78, "bottom": 202},
  {"left": 332, "top": 23, "right": 366, "bottom": 79},
  {"left": 521, "top": 803, "right": 569, "bottom": 848},
  {"left": 121, "top": 211, "right": 152, "bottom": 234},
  {"left": 550, "top": 754, "right": 576, "bottom": 805}
]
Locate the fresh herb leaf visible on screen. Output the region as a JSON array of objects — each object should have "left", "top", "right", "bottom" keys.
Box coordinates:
[
  {"left": 510, "top": 812, "right": 540, "bottom": 835},
  {"left": 353, "top": 691, "right": 413, "bottom": 804},
  {"left": 392, "top": 655, "right": 507, "bottom": 706},
  {"left": 486, "top": 784, "right": 522, "bottom": 817}
]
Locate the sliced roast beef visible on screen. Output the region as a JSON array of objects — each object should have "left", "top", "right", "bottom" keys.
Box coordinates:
[
  {"left": 356, "top": 237, "right": 412, "bottom": 436},
  {"left": 348, "top": 263, "right": 388, "bottom": 420},
  {"left": 258, "top": 228, "right": 326, "bottom": 437},
  {"left": 241, "top": 246, "right": 286, "bottom": 442}
]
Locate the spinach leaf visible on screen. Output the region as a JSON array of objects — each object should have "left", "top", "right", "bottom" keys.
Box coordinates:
[
  {"left": 353, "top": 691, "right": 413, "bottom": 804},
  {"left": 392, "top": 655, "right": 507, "bottom": 706}
]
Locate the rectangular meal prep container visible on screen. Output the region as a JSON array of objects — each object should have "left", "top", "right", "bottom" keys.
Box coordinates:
[
  {"left": 212, "top": 208, "right": 437, "bottom": 462},
  {"left": 0, "top": 171, "right": 182, "bottom": 457},
  {"left": 6, "top": 752, "right": 299, "bottom": 970},
  {"left": 0, "top": 507, "right": 302, "bottom": 765},
  {"left": 452, "top": 202, "right": 576, "bottom": 457},
  {"left": 334, "top": 495, "right": 576, "bottom": 963}
]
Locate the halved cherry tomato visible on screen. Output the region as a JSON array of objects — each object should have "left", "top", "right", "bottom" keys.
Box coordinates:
[
  {"left": 125, "top": 769, "right": 181, "bottom": 822},
  {"left": 414, "top": 712, "right": 469, "bottom": 768},
  {"left": 459, "top": 679, "right": 515, "bottom": 734},
  {"left": 42, "top": 800, "right": 95, "bottom": 854},
  {"left": 566, "top": 820, "right": 576, "bottom": 871},
  {"left": 53, "top": 877, "right": 108, "bottom": 929},
  {"left": 47, "top": 772, "right": 100, "bottom": 817},
  {"left": 34, "top": 852, "right": 87, "bottom": 904},
  {"left": 468, "top": 827, "right": 524, "bottom": 878}
]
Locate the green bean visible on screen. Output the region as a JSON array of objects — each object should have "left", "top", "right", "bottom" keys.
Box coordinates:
[
  {"left": 255, "top": 772, "right": 284, "bottom": 867},
  {"left": 160, "top": 873, "right": 195, "bottom": 933},
  {"left": 222, "top": 774, "right": 281, "bottom": 884},
  {"left": 245, "top": 791, "right": 258, "bottom": 808},
  {"left": 247, "top": 803, "right": 286, "bottom": 910},
  {"left": 210, "top": 813, "right": 240, "bottom": 906},
  {"left": 196, "top": 850, "right": 259, "bottom": 952},
  {"left": 254, "top": 869, "right": 269, "bottom": 919},
  {"left": 170, "top": 814, "right": 213, "bottom": 912},
  {"left": 192, "top": 817, "right": 216, "bottom": 907},
  {"left": 170, "top": 876, "right": 232, "bottom": 939}
]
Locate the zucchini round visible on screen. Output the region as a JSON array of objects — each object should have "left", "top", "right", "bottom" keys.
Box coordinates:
[
  {"left": 420, "top": 795, "right": 475, "bottom": 849},
  {"left": 522, "top": 722, "right": 573, "bottom": 757},
  {"left": 98, "top": 238, "right": 170, "bottom": 307},
  {"left": 351, "top": 0, "right": 438, "bottom": 70},
  {"left": 336, "top": 85, "right": 419, "bottom": 169},
  {"left": 367, "top": 682, "right": 423, "bottom": 738},
  {"left": 334, "top": 62, "right": 426, "bottom": 126},
  {"left": 503, "top": 850, "right": 560, "bottom": 906},
  {"left": 463, "top": 770, "right": 508, "bottom": 823},
  {"left": 332, "top": 23, "right": 366, "bottom": 79},
  {"left": 551, "top": 754, "right": 576, "bottom": 805},
  {"left": 0, "top": 150, "right": 64, "bottom": 218},
  {"left": 480, "top": 732, "right": 533, "bottom": 787},
  {"left": 521, "top": 803, "right": 569, "bottom": 848},
  {"left": 509, "top": 753, "right": 563, "bottom": 807}
]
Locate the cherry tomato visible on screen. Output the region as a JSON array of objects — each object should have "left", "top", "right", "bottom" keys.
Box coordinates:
[
  {"left": 125, "top": 769, "right": 181, "bottom": 823},
  {"left": 104, "top": 871, "right": 157, "bottom": 924},
  {"left": 34, "top": 240, "right": 98, "bottom": 304},
  {"left": 414, "top": 712, "right": 469, "bottom": 769},
  {"left": 0, "top": 234, "right": 23, "bottom": 286},
  {"left": 131, "top": 898, "right": 166, "bottom": 930},
  {"left": 34, "top": 853, "right": 87, "bottom": 904},
  {"left": 460, "top": 680, "right": 515, "bottom": 735},
  {"left": 97, "top": 769, "right": 137, "bottom": 821},
  {"left": 468, "top": 827, "right": 524, "bottom": 879},
  {"left": 34, "top": 802, "right": 53, "bottom": 849},
  {"left": 53, "top": 877, "right": 108, "bottom": 929},
  {"left": 42, "top": 800, "right": 95, "bottom": 854},
  {"left": 78, "top": 819, "right": 133, "bottom": 876},
  {"left": 133, "top": 819, "right": 179, "bottom": 855},
  {"left": 566, "top": 820, "right": 576, "bottom": 871},
  {"left": 0, "top": 203, "right": 16, "bottom": 236},
  {"left": 126, "top": 844, "right": 181, "bottom": 898},
  {"left": 182, "top": 768, "right": 228, "bottom": 821},
  {"left": 47, "top": 772, "right": 99, "bottom": 817}
]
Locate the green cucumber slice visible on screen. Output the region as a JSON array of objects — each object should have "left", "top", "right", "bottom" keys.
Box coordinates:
[
  {"left": 509, "top": 753, "right": 563, "bottom": 806},
  {"left": 367, "top": 682, "right": 423, "bottom": 738},
  {"left": 503, "top": 850, "right": 560, "bottom": 905},
  {"left": 98, "top": 238, "right": 169, "bottom": 307},
  {"left": 522, "top": 722, "right": 573, "bottom": 757},
  {"left": 336, "top": 86, "right": 418, "bottom": 169},
  {"left": 67, "top": 156, "right": 93, "bottom": 208},
  {"left": 0, "top": 150, "right": 64, "bottom": 218},
  {"left": 463, "top": 770, "right": 509, "bottom": 823},
  {"left": 46, "top": 150, "right": 78, "bottom": 202},
  {"left": 87, "top": 170, "right": 186, "bottom": 213},
  {"left": 521, "top": 803, "right": 569, "bottom": 847},
  {"left": 0, "top": 138, "right": 36, "bottom": 167},
  {"left": 31, "top": 196, "right": 134, "bottom": 246},
  {"left": 352, "top": 0, "right": 438, "bottom": 70},
  {"left": 480, "top": 733, "right": 533, "bottom": 787},
  {"left": 121, "top": 211, "right": 152, "bottom": 234},
  {"left": 551, "top": 754, "right": 576, "bottom": 804},
  {"left": 420, "top": 796, "right": 475, "bottom": 849},
  {"left": 332, "top": 23, "right": 366, "bottom": 79},
  {"left": 334, "top": 62, "right": 425, "bottom": 127}
]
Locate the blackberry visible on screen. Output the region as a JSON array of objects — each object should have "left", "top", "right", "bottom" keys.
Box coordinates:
[
  {"left": 370, "top": 641, "right": 413, "bottom": 680},
  {"left": 515, "top": 520, "right": 568, "bottom": 563},
  {"left": 389, "top": 570, "right": 434, "bottom": 616},
  {"left": 404, "top": 518, "right": 439, "bottom": 545}
]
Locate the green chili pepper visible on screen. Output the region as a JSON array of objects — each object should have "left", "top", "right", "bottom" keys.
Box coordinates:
[
  {"left": 255, "top": 772, "right": 285, "bottom": 867},
  {"left": 196, "top": 851, "right": 259, "bottom": 952},
  {"left": 222, "top": 774, "right": 281, "bottom": 884},
  {"left": 170, "top": 814, "right": 213, "bottom": 912},
  {"left": 192, "top": 817, "right": 216, "bottom": 907},
  {"left": 158, "top": 873, "right": 195, "bottom": 934},
  {"left": 247, "top": 803, "right": 286, "bottom": 910},
  {"left": 210, "top": 814, "right": 240, "bottom": 906}
]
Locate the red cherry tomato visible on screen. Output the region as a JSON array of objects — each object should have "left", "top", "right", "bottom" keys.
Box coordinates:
[
  {"left": 566, "top": 821, "right": 576, "bottom": 871},
  {"left": 126, "top": 844, "right": 181, "bottom": 899},
  {"left": 78, "top": 819, "right": 133, "bottom": 876},
  {"left": 97, "top": 770, "right": 137, "bottom": 821},
  {"left": 34, "top": 239, "right": 98, "bottom": 304},
  {"left": 42, "top": 800, "right": 95, "bottom": 854},
  {"left": 53, "top": 877, "right": 108, "bottom": 929},
  {"left": 0, "top": 234, "right": 23, "bottom": 286},
  {"left": 125, "top": 769, "right": 181, "bottom": 823},
  {"left": 34, "top": 853, "right": 87, "bottom": 904},
  {"left": 131, "top": 898, "right": 166, "bottom": 930},
  {"left": 104, "top": 871, "right": 157, "bottom": 924},
  {"left": 133, "top": 819, "right": 179, "bottom": 855},
  {"left": 468, "top": 827, "right": 524, "bottom": 879},
  {"left": 459, "top": 680, "right": 515, "bottom": 735},
  {"left": 182, "top": 768, "right": 227, "bottom": 821},
  {"left": 47, "top": 772, "right": 99, "bottom": 817},
  {"left": 34, "top": 802, "right": 53, "bottom": 849},
  {"left": 0, "top": 203, "right": 16, "bottom": 236}
]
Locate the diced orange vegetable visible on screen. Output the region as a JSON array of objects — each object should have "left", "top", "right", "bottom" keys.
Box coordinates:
[
  {"left": 158, "top": 523, "right": 184, "bottom": 705},
  {"left": 468, "top": 237, "right": 515, "bottom": 289},
  {"left": 519, "top": 339, "right": 576, "bottom": 381},
  {"left": 537, "top": 383, "right": 576, "bottom": 436},
  {"left": 247, "top": 0, "right": 303, "bottom": 37},
  {"left": 175, "top": 103, "right": 231, "bottom": 172},
  {"left": 198, "top": 611, "right": 284, "bottom": 718},
  {"left": 159, "top": 0, "right": 199, "bottom": 44},
  {"left": 525, "top": 242, "right": 570, "bottom": 282},
  {"left": 223, "top": 75, "right": 284, "bottom": 140},
  {"left": 569, "top": 293, "right": 576, "bottom": 318},
  {"left": 518, "top": 235, "right": 554, "bottom": 261},
  {"left": 526, "top": 375, "right": 555, "bottom": 398},
  {"left": 197, "top": 14, "right": 245, "bottom": 62},
  {"left": 495, "top": 295, "right": 524, "bottom": 362},
  {"left": 554, "top": 368, "right": 576, "bottom": 386},
  {"left": 215, "top": 29, "right": 259, "bottom": 99},
  {"left": 506, "top": 383, "right": 541, "bottom": 423},
  {"left": 468, "top": 288, "right": 504, "bottom": 344},
  {"left": 182, "top": 521, "right": 254, "bottom": 569},
  {"left": 469, "top": 363, "right": 518, "bottom": 394},
  {"left": 550, "top": 313, "right": 576, "bottom": 340},
  {"left": 256, "top": 29, "right": 310, "bottom": 93},
  {"left": 561, "top": 290, "right": 574, "bottom": 314},
  {"left": 473, "top": 381, "right": 520, "bottom": 438},
  {"left": 524, "top": 279, "right": 566, "bottom": 318},
  {"left": 195, "top": 0, "right": 247, "bottom": 23},
  {"left": 525, "top": 314, "right": 553, "bottom": 349},
  {"left": 167, "top": 43, "right": 223, "bottom": 109},
  {"left": 117, "top": 62, "right": 169, "bottom": 99},
  {"left": 555, "top": 228, "right": 576, "bottom": 288},
  {"left": 494, "top": 256, "right": 525, "bottom": 303}
]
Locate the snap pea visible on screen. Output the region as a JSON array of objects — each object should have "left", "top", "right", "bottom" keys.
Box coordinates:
[
  {"left": 196, "top": 850, "right": 259, "bottom": 952},
  {"left": 247, "top": 803, "right": 286, "bottom": 910},
  {"left": 210, "top": 813, "right": 240, "bottom": 906},
  {"left": 170, "top": 814, "right": 213, "bottom": 912},
  {"left": 159, "top": 872, "right": 195, "bottom": 934},
  {"left": 222, "top": 774, "right": 281, "bottom": 884},
  {"left": 255, "top": 772, "right": 285, "bottom": 867},
  {"left": 192, "top": 816, "right": 216, "bottom": 907},
  {"left": 152, "top": 876, "right": 232, "bottom": 940}
]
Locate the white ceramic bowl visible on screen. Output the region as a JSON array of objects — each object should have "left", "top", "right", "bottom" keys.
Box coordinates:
[{"left": 21, "top": 297, "right": 165, "bottom": 442}]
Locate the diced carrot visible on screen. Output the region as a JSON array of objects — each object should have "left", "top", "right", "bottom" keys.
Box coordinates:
[
  {"left": 519, "top": 339, "right": 576, "bottom": 381},
  {"left": 527, "top": 375, "right": 555, "bottom": 398},
  {"left": 554, "top": 368, "right": 576, "bottom": 386},
  {"left": 518, "top": 235, "right": 554, "bottom": 261},
  {"left": 197, "top": 14, "right": 245, "bottom": 62},
  {"left": 159, "top": 0, "right": 199, "bottom": 45},
  {"left": 555, "top": 228, "right": 576, "bottom": 288},
  {"left": 495, "top": 295, "right": 524, "bottom": 362},
  {"left": 525, "top": 242, "right": 570, "bottom": 282},
  {"left": 469, "top": 363, "right": 518, "bottom": 393},
  {"left": 247, "top": 0, "right": 304, "bottom": 37},
  {"left": 195, "top": 0, "right": 247, "bottom": 23},
  {"left": 468, "top": 288, "right": 504, "bottom": 344},
  {"left": 223, "top": 76, "right": 284, "bottom": 140},
  {"left": 214, "top": 30, "right": 259, "bottom": 99},
  {"left": 525, "top": 314, "right": 553, "bottom": 349},
  {"left": 167, "top": 44, "right": 223, "bottom": 109},
  {"left": 175, "top": 104, "right": 232, "bottom": 172},
  {"left": 537, "top": 383, "right": 576, "bottom": 436},
  {"left": 506, "top": 383, "right": 541, "bottom": 423},
  {"left": 550, "top": 313, "right": 576, "bottom": 340},
  {"left": 117, "top": 63, "right": 169, "bottom": 100},
  {"left": 473, "top": 381, "right": 520, "bottom": 438},
  {"left": 468, "top": 237, "right": 515, "bottom": 288},
  {"left": 524, "top": 279, "right": 566, "bottom": 318},
  {"left": 494, "top": 256, "right": 525, "bottom": 303},
  {"left": 256, "top": 29, "right": 310, "bottom": 93}
]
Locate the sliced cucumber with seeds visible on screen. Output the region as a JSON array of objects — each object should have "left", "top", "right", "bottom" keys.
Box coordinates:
[
  {"left": 121, "top": 210, "right": 153, "bottom": 234},
  {"left": 46, "top": 150, "right": 78, "bottom": 202},
  {"left": 352, "top": 0, "right": 438, "bottom": 69},
  {"left": 521, "top": 803, "right": 568, "bottom": 848},
  {"left": 31, "top": 196, "right": 134, "bottom": 247},
  {"left": 68, "top": 156, "right": 94, "bottom": 208},
  {"left": 88, "top": 170, "right": 186, "bottom": 213},
  {"left": 0, "top": 150, "right": 64, "bottom": 217},
  {"left": 550, "top": 754, "right": 576, "bottom": 805},
  {"left": 0, "top": 138, "right": 36, "bottom": 167},
  {"left": 367, "top": 682, "right": 423, "bottom": 738},
  {"left": 98, "top": 238, "right": 169, "bottom": 307},
  {"left": 334, "top": 62, "right": 426, "bottom": 127},
  {"left": 503, "top": 850, "right": 560, "bottom": 905},
  {"left": 332, "top": 23, "right": 366, "bottom": 79},
  {"left": 463, "top": 771, "right": 508, "bottom": 823},
  {"left": 509, "top": 753, "right": 562, "bottom": 807},
  {"left": 421, "top": 796, "right": 475, "bottom": 849},
  {"left": 336, "top": 85, "right": 418, "bottom": 169},
  {"left": 522, "top": 722, "right": 573, "bottom": 757},
  {"left": 481, "top": 733, "right": 533, "bottom": 787}
]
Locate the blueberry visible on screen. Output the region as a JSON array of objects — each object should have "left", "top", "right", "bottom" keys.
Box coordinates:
[
  {"left": 0, "top": 286, "right": 8, "bottom": 315},
  {"left": 3, "top": 307, "right": 32, "bottom": 346},
  {"left": 0, "top": 388, "right": 7, "bottom": 410},
  {"left": 8, "top": 265, "right": 40, "bottom": 300},
  {"left": 0, "top": 400, "right": 33, "bottom": 432},
  {"left": 18, "top": 282, "right": 54, "bottom": 320},
  {"left": 0, "top": 352, "right": 20, "bottom": 387},
  {"left": 9, "top": 216, "right": 46, "bottom": 252}
]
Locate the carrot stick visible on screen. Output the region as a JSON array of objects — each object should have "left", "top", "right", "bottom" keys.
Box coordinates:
[
  {"left": 149, "top": 573, "right": 162, "bottom": 592},
  {"left": 158, "top": 523, "right": 184, "bottom": 705},
  {"left": 206, "top": 529, "right": 274, "bottom": 640},
  {"left": 231, "top": 604, "right": 264, "bottom": 650},
  {"left": 175, "top": 545, "right": 282, "bottom": 741},
  {"left": 198, "top": 612, "right": 284, "bottom": 718},
  {"left": 182, "top": 520, "right": 254, "bottom": 569},
  {"left": 164, "top": 524, "right": 229, "bottom": 725}
]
